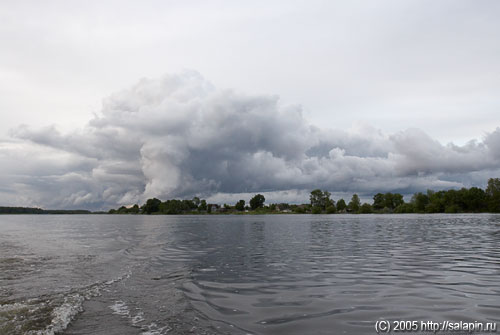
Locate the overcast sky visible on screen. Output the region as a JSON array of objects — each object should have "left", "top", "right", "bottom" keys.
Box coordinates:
[{"left": 1, "top": 0, "right": 500, "bottom": 209}]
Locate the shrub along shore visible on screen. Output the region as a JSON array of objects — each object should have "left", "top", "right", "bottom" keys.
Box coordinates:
[{"left": 107, "top": 178, "right": 500, "bottom": 215}]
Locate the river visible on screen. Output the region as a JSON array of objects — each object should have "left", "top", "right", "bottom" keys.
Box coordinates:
[{"left": 1, "top": 214, "right": 499, "bottom": 334}]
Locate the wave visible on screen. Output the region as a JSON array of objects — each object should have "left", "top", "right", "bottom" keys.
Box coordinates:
[{"left": 0, "top": 271, "right": 131, "bottom": 335}]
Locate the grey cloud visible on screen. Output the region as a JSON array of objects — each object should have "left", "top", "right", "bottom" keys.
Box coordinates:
[
  {"left": 2, "top": 71, "right": 500, "bottom": 210},
  {"left": 391, "top": 128, "right": 498, "bottom": 175}
]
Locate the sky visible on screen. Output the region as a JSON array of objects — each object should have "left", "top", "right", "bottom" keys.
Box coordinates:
[{"left": 1, "top": 0, "right": 500, "bottom": 210}]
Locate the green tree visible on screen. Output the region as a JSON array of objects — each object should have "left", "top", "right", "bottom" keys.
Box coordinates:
[
  {"left": 199, "top": 199, "right": 207, "bottom": 211},
  {"left": 384, "top": 192, "right": 396, "bottom": 209},
  {"left": 426, "top": 190, "right": 445, "bottom": 213},
  {"left": 411, "top": 192, "right": 429, "bottom": 213},
  {"left": 293, "top": 206, "right": 306, "bottom": 214},
  {"left": 464, "top": 187, "right": 487, "bottom": 212},
  {"left": 309, "top": 189, "right": 332, "bottom": 211},
  {"left": 142, "top": 198, "right": 161, "bottom": 214},
  {"left": 486, "top": 178, "right": 500, "bottom": 212},
  {"left": 373, "top": 193, "right": 385, "bottom": 210},
  {"left": 336, "top": 198, "right": 347, "bottom": 212},
  {"left": 373, "top": 192, "right": 404, "bottom": 211},
  {"left": 129, "top": 204, "right": 140, "bottom": 214},
  {"left": 325, "top": 205, "right": 336, "bottom": 214},
  {"left": 442, "top": 189, "right": 464, "bottom": 213},
  {"left": 182, "top": 199, "right": 196, "bottom": 210},
  {"left": 311, "top": 206, "right": 322, "bottom": 214},
  {"left": 117, "top": 206, "right": 128, "bottom": 214},
  {"left": 348, "top": 194, "right": 361, "bottom": 213},
  {"left": 159, "top": 199, "right": 187, "bottom": 214},
  {"left": 394, "top": 203, "right": 415, "bottom": 213},
  {"left": 235, "top": 200, "right": 245, "bottom": 211},
  {"left": 250, "top": 194, "right": 265, "bottom": 210},
  {"left": 359, "top": 203, "right": 373, "bottom": 213},
  {"left": 392, "top": 193, "right": 404, "bottom": 209}
]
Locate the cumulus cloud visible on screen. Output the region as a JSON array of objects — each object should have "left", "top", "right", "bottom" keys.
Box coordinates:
[{"left": 2, "top": 71, "right": 500, "bottom": 209}]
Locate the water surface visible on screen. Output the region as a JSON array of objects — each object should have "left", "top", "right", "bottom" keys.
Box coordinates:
[{"left": 1, "top": 214, "right": 499, "bottom": 334}]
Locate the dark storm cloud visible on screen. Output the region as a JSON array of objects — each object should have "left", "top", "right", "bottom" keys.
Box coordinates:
[{"left": 2, "top": 71, "right": 500, "bottom": 209}]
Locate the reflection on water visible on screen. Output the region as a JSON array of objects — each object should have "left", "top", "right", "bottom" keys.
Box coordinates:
[{"left": 0, "top": 214, "right": 499, "bottom": 334}]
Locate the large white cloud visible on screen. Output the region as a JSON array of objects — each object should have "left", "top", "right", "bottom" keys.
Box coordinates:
[{"left": 2, "top": 71, "right": 500, "bottom": 209}]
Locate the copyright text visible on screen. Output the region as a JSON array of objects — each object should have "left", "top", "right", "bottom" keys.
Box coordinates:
[{"left": 374, "top": 320, "right": 497, "bottom": 333}]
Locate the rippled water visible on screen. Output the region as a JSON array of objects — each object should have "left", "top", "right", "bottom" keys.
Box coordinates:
[{"left": 1, "top": 214, "right": 499, "bottom": 334}]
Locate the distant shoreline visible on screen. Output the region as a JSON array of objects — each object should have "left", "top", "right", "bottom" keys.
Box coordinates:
[
  {"left": 0, "top": 207, "right": 97, "bottom": 215},
  {"left": 1, "top": 208, "right": 499, "bottom": 215},
  {"left": 3, "top": 177, "right": 500, "bottom": 215}
]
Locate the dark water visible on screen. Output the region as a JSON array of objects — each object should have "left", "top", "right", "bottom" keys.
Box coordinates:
[{"left": 1, "top": 214, "right": 499, "bottom": 334}]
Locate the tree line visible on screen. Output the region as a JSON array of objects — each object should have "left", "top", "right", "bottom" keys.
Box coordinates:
[
  {"left": 108, "top": 194, "right": 268, "bottom": 215},
  {"left": 0, "top": 207, "right": 92, "bottom": 214},
  {"left": 108, "top": 178, "right": 500, "bottom": 215}
]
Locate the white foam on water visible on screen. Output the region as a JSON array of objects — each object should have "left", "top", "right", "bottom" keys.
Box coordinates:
[
  {"left": 42, "top": 276, "right": 122, "bottom": 335},
  {"left": 2, "top": 270, "right": 133, "bottom": 335},
  {"left": 41, "top": 271, "right": 132, "bottom": 334},
  {"left": 39, "top": 294, "right": 85, "bottom": 335},
  {"left": 3, "top": 294, "right": 86, "bottom": 335},
  {"left": 109, "top": 300, "right": 130, "bottom": 316},
  {"left": 105, "top": 271, "right": 131, "bottom": 285},
  {"left": 141, "top": 322, "right": 172, "bottom": 335},
  {"left": 109, "top": 298, "right": 154, "bottom": 331},
  {"left": 132, "top": 310, "right": 146, "bottom": 325}
]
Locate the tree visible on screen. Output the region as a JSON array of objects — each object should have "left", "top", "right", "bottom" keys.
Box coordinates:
[
  {"left": 326, "top": 205, "right": 336, "bottom": 214},
  {"left": 129, "top": 204, "right": 140, "bottom": 214},
  {"left": 310, "top": 189, "right": 332, "bottom": 210},
  {"left": 348, "top": 194, "right": 361, "bottom": 213},
  {"left": 392, "top": 193, "right": 404, "bottom": 209},
  {"left": 250, "top": 194, "right": 265, "bottom": 210},
  {"left": 359, "top": 203, "right": 373, "bottom": 214},
  {"left": 486, "top": 178, "right": 500, "bottom": 212},
  {"left": 394, "top": 203, "right": 415, "bottom": 213},
  {"left": 235, "top": 200, "right": 245, "bottom": 211},
  {"left": 199, "top": 199, "right": 207, "bottom": 211},
  {"left": 311, "top": 206, "right": 322, "bottom": 214},
  {"left": 159, "top": 199, "right": 184, "bottom": 214},
  {"left": 426, "top": 190, "right": 445, "bottom": 213},
  {"left": 373, "top": 193, "right": 385, "bottom": 210},
  {"left": 142, "top": 198, "right": 161, "bottom": 214},
  {"left": 336, "top": 198, "right": 347, "bottom": 212},
  {"left": 411, "top": 192, "right": 429, "bottom": 213},
  {"left": 117, "top": 206, "right": 128, "bottom": 214},
  {"left": 464, "top": 187, "right": 487, "bottom": 212},
  {"left": 310, "top": 189, "right": 323, "bottom": 206},
  {"left": 486, "top": 178, "right": 500, "bottom": 196},
  {"left": 277, "top": 203, "right": 289, "bottom": 211},
  {"left": 182, "top": 199, "right": 197, "bottom": 210},
  {"left": 384, "top": 192, "right": 395, "bottom": 209},
  {"left": 293, "top": 206, "right": 306, "bottom": 214},
  {"left": 373, "top": 192, "right": 404, "bottom": 211}
]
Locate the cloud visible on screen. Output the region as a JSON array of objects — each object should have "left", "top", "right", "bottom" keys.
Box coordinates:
[
  {"left": 391, "top": 128, "right": 499, "bottom": 175},
  {"left": 2, "top": 71, "right": 500, "bottom": 209}
]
